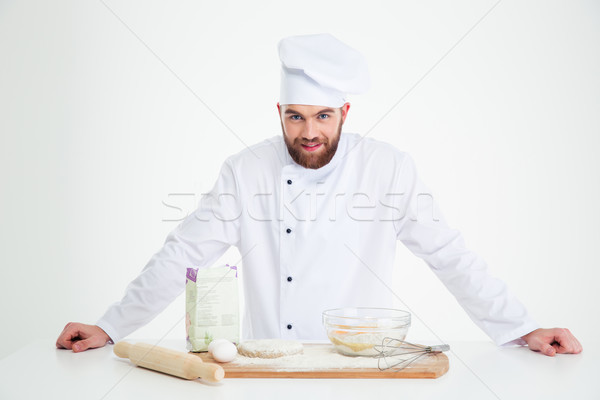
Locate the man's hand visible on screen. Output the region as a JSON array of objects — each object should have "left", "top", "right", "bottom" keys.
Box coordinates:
[
  {"left": 522, "top": 328, "right": 582, "bottom": 356},
  {"left": 56, "top": 322, "right": 111, "bottom": 352}
]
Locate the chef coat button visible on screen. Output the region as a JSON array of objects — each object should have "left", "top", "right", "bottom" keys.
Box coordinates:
[
  {"left": 287, "top": 179, "right": 292, "bottom": 185},
  {"left": 287, "top": 324, "right": 293, "bottom": 330},
  {"left": 286, "top": 228, "right": 292, "bottom": 234},
  {"left": 287, "top": 276, "right": 292, "bottom": 282}
]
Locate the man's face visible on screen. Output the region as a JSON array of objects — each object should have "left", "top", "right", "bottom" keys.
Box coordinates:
[{"left": 278, "top": 103, "right": 350, "bottom": 169}]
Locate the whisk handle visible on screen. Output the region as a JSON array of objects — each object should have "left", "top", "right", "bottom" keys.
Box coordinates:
[{"left": 429, "top": 344, "right": 450, "bottom": 352}]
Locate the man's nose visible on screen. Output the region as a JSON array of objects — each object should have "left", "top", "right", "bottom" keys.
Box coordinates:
[{"left": 302, "top": 119, "right": 319, "bottom": 140}]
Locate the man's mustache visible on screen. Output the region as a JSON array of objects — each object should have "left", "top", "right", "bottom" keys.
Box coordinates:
[{"left": 297, "top": 138, "right": 328, "bottom": 145}]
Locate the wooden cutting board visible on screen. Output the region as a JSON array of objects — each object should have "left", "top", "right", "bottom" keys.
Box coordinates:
[{"left": 192, "top": 344, "right": 449, "bottom": 379}]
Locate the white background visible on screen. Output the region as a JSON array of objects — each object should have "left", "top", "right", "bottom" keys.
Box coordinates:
[{"left": 1, "top": 0, "right": 599, "bottom": 359}]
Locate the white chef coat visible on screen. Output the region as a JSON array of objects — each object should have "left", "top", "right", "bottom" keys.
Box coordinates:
[{"left": 97, "top": 133, "right": 539, "bottom": 346}]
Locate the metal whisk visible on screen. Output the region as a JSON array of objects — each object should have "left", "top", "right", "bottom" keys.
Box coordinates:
[{"left": 373, "top": 337, "right": 450, "bottom": 371}]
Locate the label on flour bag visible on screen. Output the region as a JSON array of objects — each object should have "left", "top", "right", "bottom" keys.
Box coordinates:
[{"left": 185, "top": 264, "right": 240, "bottom": 352}]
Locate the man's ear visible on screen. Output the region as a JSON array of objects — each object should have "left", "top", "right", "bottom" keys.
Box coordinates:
[
  {"left": 341, "top": 102, "right": 351, "bottom": 124},
  {"left": 277, "top": 103, "right": 286, "bottom": 134}
]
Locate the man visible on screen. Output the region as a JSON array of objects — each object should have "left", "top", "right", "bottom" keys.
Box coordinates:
[{"left": 57, "top": 33, "right": 582, "bottom": 357}]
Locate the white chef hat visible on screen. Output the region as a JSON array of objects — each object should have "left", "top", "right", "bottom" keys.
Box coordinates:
[{"left": 278, "top": 33, "right": 370, "bottom": 107}]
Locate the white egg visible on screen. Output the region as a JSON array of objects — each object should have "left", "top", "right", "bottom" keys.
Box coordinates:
[
  {"left": 211, "top": 341, "right": 238, "bottom": 363},
  {"left": 208, "top": 339, "right": 230, "bottom": 355}
]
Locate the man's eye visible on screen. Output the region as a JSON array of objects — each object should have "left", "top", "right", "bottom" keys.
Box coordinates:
[
  {"left": 318, "top": 114, "right": 330, "bottom": 119},
  {"left": 290, "top": 115, "right": 302, "bottom": 120}
]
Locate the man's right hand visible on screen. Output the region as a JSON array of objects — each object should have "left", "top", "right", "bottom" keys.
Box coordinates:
[{"left": 56, "top": 322, "right": 111, "bottom": 352}]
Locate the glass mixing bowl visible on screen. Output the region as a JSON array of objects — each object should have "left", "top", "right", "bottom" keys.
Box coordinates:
[{"left": 322, "top": 307, "right": 411, "bottom": 356}]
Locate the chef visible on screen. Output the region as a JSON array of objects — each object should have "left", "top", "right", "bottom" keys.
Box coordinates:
[{"left": 57, "top": 33, "right": 582, "bottom": 357}]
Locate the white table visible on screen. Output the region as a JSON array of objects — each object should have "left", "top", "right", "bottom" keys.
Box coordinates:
[{"left": 0, "top": 339, "right": 595, "bottom": 400}]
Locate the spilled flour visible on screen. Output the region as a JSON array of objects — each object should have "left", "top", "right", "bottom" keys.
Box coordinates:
[
  {"left": 231, "top": 344, "right": 380, "bottom": 371},
  {"left": 237, "top": 339, "right": 303, "bottom": 358}
]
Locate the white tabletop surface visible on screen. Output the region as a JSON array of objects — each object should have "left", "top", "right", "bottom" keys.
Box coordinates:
[{"left": 0, "top": 339, "right": 596, "bottom": 400}]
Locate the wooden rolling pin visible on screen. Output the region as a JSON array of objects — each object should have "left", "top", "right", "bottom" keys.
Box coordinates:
[{"left": 114, "top": 342, "right": 225, "bottom": 382}]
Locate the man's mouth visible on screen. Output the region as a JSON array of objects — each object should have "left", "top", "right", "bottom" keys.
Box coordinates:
[{"left": 300, "top": 143, "right": 323, "bottom": 152}]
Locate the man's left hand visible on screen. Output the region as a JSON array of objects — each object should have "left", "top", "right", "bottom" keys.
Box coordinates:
[{"left": 522, "top": 328, "right": 583, "bottom": 356}]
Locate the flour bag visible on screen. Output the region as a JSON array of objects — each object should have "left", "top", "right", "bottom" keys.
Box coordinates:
[{"left": 186, "top": 264, "right": 240, "bottom": 352}]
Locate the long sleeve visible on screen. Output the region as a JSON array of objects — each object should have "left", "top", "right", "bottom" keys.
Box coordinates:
[
  {"left": 96, "top": 161, "right": 242, "bottom": 343},
  {"left": 393, "top": 154, "right": 539, "bottom": 345}
]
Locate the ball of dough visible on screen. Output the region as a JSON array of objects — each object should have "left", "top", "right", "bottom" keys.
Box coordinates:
[
  {"left": 211, "top": 341, "right": 237, "bottom": 363},
  {"left": 208, "top": 338, "right": 231, "bottom": 355},
  {"left": 237, "top": 339, "right": 303, "bottom": 358}
]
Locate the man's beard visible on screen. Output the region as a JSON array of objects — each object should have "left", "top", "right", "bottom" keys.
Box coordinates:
[{"left": 283, "top": 122, "right": 342, "bottom": 169}]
